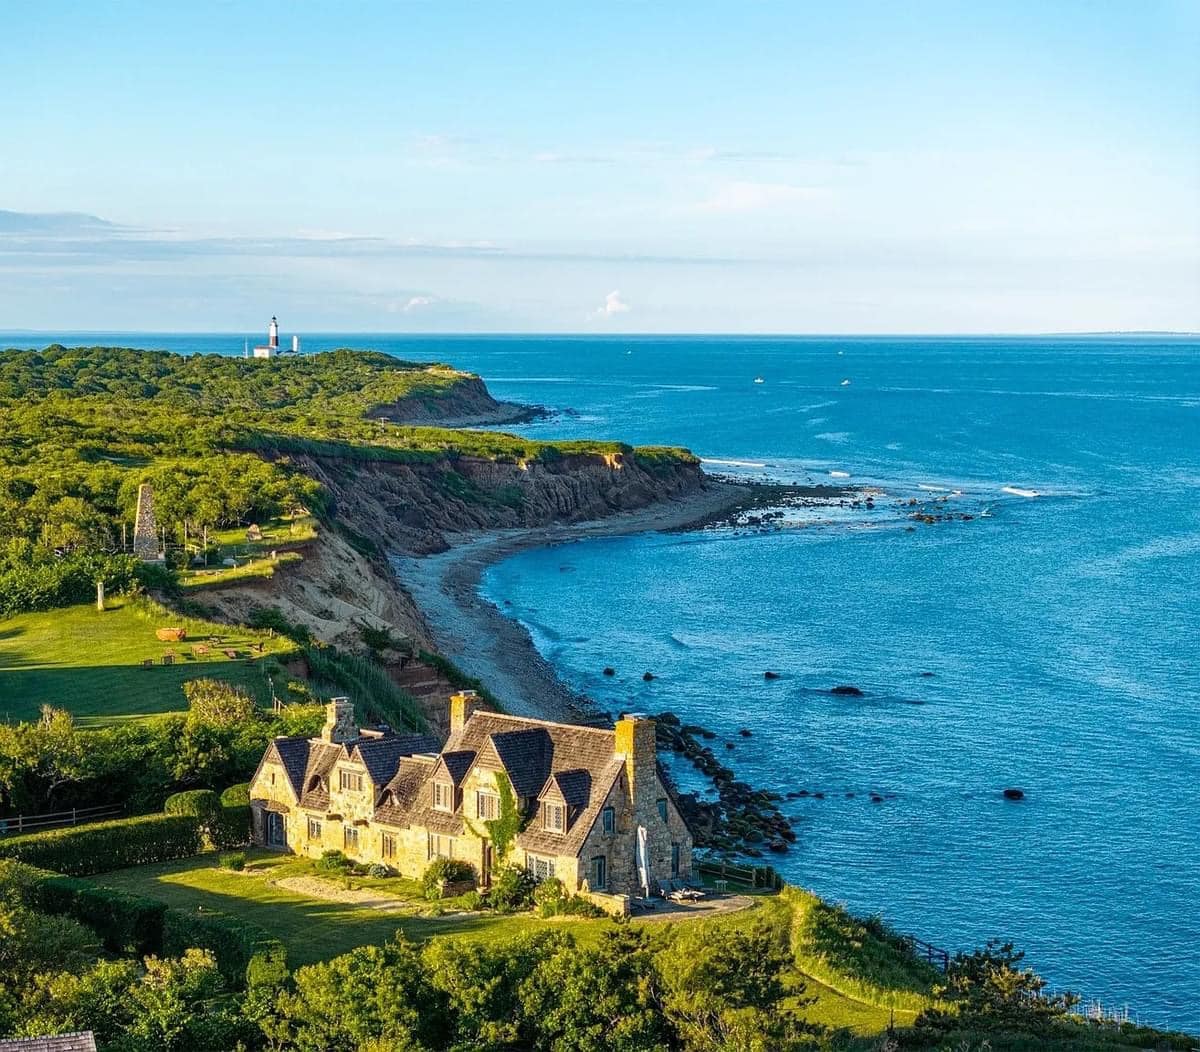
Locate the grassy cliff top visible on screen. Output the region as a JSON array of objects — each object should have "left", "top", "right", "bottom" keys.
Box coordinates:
[{"left": 0, "top": 344, "right": 468, "bottom": 416}]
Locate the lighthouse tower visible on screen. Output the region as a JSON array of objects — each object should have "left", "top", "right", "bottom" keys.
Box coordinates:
[{"left": 254, "top": 315, "right": 295, "bottom": 359}]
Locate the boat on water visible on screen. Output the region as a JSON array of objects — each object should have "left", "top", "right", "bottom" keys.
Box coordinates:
[
  {"left": 840, "top": 378, "right": 851, "bottom": 386},
  {"left": 754, "top": 376, "right": 764, "bottom": 384}
]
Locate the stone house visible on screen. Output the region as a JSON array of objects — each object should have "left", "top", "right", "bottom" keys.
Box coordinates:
[{"left": 248, "top": 693, "right": 693, "bottom": 911}]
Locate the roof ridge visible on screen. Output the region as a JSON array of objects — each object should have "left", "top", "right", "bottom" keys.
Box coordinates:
[{"left": 468, "top": 711, "right": 615, "bottom": 736}]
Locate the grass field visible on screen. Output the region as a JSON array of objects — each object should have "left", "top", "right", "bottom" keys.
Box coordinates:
[
  {"left": 97, "top": 851, "right": 902, "bottom": 1037},
  {"left": 0, "top": 597, "right": 298, "bottom": 724}
]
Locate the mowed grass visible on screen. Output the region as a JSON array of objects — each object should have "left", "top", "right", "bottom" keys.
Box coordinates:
[
  {"left": 97, "top": 852, "right": 603, "bottom": 967},
  {"left": 97, "top": 852, "right": 903, "bottom": 1037},
  {"left": 0, "top": 597, "right": 297, "bottom": 724}
]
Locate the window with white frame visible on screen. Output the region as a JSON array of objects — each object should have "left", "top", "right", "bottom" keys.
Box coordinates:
[
  {"left": 381, "top": 833, "right": 396, "bottom": 860},
  {"left": 433, "top": 781, "right": 453, "bottom": 812},
  {"left": 344, "top": 825, "right": 359, "bottom": 851},
  {"left": 476, "top": 790, "right": 499, "bottom": 820},
  {"left": 427, "top": 833, "right": 454, "bottom": 860},
  {"left": 307, "top": 817, "right": 322, "bottom": 840},
  {"left": 339, "top": 769, "right": 364, "bottom": 792},
  {"left": 590, "top": 855, "right": 607, "bottom": 890},
  {"left": 526, "top": 854, "right": 556, "bottom": 881},
  {"left": 543, "top": 802, "right": 565, "bottom": 833}
]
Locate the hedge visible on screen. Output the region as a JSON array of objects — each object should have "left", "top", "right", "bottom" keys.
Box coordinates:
[
  {"left": 0, "top": 813, "right": 203, "bottom": 876},
  {"left": 210, "top": 804, "right": 251, "bottom": 849},
  {"left": 220, "top": 783, "right": 251, "bottom": 807},
  {"left": 164, "top": 789, "right": 222, "bottom": 820},
  {"left": 18, "top": 866, "right": 167, "bottom": 956},
  {"left": 1, "top": 859, "right": 283, "bottom": 987},
  {"left": 163, "top": 906, "right": 285, "bottom": 985}
]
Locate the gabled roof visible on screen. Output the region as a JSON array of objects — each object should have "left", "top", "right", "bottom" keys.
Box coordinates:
[
  {"left": 518, "top": 759, "right": 625, "bottom": 858},
  {"left": 484, "top": 729, "right": 552, "bottom": 797},
  {"left": 352, "top": 734, "right": 440, "bottom": 789},
  {"left": 541, "top": 768, "right": 592, "bottom": 810},
  {"left": 266, "top": 737, "right": 312, "bottom": 799},
  {"left": 432, "top": 750, "right": 476, "bottom": 787}
]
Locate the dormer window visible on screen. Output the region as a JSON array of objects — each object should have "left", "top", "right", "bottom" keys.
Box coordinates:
[
  {"left": 339, "top": 769, "right": 364, "bottom": 793},
  {"left": 433, "top": 781, "right": 453, "bottom": 812},
  {"left": 543, "top": 802, "right": 565, "bottom": 833}
]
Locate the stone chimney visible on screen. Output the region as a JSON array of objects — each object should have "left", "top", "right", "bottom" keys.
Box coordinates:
[
  {"left": 449, "top": 690, "right": 484, "bottom": 736},
  {"left": 322, "top": 696, "right": 357, "bottom": 744},
  {"left": 615, "top": 714, "right": 658, "bottom": 812}
]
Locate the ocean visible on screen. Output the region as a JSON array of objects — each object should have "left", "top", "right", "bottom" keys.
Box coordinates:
[{"left": 9, "top": 332, "right": 1198, "bottom": 1029}]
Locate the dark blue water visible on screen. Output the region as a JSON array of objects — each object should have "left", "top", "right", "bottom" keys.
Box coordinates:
[{"left": 9, "top": 333, "right": 1198, "bottom": 1030}]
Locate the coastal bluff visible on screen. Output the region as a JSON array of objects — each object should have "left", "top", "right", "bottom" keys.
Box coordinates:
[{"left": 279, "top": 446, "right": 709, "bottom": 555}]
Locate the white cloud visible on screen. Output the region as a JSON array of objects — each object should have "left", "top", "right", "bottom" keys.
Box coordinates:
[
  {"left": 589, "top": 289, "right": 631, "bottom": 321},
  {"left": 398, "top": 295, "right": 435, "bottom": 313},
  {"left": 696, "top": 180, "right": 829, "bottom": 213}
]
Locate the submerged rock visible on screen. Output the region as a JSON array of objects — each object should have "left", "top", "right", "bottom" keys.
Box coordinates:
[
  {"left": 602, "top": 667, "right": 616, "bottom": 676},
  {"left": 1003, "top": 787, "right": 1026, "bottom": 801},
  {"left": 642, "top": 671, "right": 656, "bottom": 681},
  {"left": 764, "top": 670, "right": 781, "bottom": 680},
  {"left": 831, "top": 685, "right": 864, "bottom": 696}
]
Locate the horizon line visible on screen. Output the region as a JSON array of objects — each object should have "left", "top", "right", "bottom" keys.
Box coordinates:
[{"left": 2, "top": 329, "right": 1197, "bottom": 339}]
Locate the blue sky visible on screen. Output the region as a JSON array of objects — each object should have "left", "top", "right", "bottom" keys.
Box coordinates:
[{"left": 1, "top": 1, "right": 1197, "bottom": 333}]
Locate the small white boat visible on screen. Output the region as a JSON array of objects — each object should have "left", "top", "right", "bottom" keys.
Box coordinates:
[
  {"left": 1001, "top": 486, "right": 1040, "bottom": 498},
  {"left": 840, "top": 378, "right": 851, "bottom": 386},
  {"left": 754, "top": 376, "right": 765, "bottom": 384}
]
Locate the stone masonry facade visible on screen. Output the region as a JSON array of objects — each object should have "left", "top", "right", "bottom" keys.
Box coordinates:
[{"left": 248, "top": 693, "right": 693, "bottom": 913}]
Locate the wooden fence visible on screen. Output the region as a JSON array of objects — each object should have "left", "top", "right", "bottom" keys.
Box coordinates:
[
  {"left": 898, "top": 934, "right": 951, "bottom": 971},
  {"left": 696, "top": 858, "right": 784, "bottom": 890},
  {"left": 0, "top": 803, "right": 123, "bottom": 837}
]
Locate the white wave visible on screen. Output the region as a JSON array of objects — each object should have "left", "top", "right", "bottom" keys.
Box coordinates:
[
  {"left": 815, "top": 432, "right": 851, "bottom": 444},
  {"left": 701, "top": 457, "right": 768, "bottom": 468},
  {"left": 829, "top": 470, "right": 851, "bottom": 478},
  {"left": 1001, "top": 486, "right": 1040, "bottom": 498},
  {"left": 653, "top": 384, "right": 718, "bottom": 392}
]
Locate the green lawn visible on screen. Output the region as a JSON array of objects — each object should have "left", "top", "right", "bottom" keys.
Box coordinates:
[
  {"left": 0, "top": 597, "right": 298, "bottom": 724},
  {"left": 96, "top": 851, "right": 903, "bottom": 1037},
  {"left": 97, "top": 852, "right": 593, "bottom": 967}
]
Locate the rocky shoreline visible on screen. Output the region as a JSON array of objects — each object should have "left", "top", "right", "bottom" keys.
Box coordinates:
[{"left": 389, "top": 475, "right": 861, "bottom": 860}]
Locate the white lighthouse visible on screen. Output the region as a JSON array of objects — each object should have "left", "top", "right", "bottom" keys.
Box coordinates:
[{"left": 253, "top": 315, "right": 298, "bottom": 359}]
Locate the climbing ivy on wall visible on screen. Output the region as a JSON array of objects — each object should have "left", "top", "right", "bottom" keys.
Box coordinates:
[{"left": 485, "top": 772, "right": 523, "bottom": 859}]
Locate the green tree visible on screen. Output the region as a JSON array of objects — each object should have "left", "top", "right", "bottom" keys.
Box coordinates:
[
  {"left": 267, "top": 933, "right": 445, "bottom": 1051},
  {"left": 519, "top": 925, "right": 670, "bottom": 1052}
]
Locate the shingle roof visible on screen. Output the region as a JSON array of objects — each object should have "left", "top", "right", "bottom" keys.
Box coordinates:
[
  {"left": 519, "top": 760, "right": 624, "bottom": 857},
  {"left": 546, "top": 769, "right": 592, "bottom": 810},
  {"left": 272, "top": 737, "right": 312, "bottom": 798},
  {"left": 487, "top": 729, "right": 552, "bottom": 797},
  {"left": 352, "top": 734, "right": 440, "bottom": 790},
  {"left": 0, "top": 1034, "right": 98, "bottom": 1052},
  {"left": 434, "top": 750, "right": 476, "bottom": 786}
]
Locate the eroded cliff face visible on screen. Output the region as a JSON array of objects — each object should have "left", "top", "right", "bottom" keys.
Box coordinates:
[
  {"left": 367, "top": 375, "right": 544, "bottom": 427},
  {"left": 288, "top": 449, "right": 708, "bottom": 554}
]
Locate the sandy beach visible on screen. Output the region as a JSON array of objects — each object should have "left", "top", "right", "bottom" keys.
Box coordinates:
[{"left": 390, "top": 479, "right": 855, "bottom": 724}]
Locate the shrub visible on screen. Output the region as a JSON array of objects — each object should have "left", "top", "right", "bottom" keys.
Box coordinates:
[
  {"left": 218, "top": 852, "right": 247, "bottom": 871},
  {"left": 0, "top": 813, "right": 203, "bottom": 876},
  {"left": 532, "top": 877, "right": 567, "bottom": 917},
  {"left": 210, "top": 804, "right": 251, "bottom": 849},
  {"left": 316, "top": 849, "right": 353, "bottom": 875},
  {"left": 422, "top": 857, "right": 475, "bottom": 900},
  {"left": 220, "top": 782, "right": 250, "bottom": 807},
  {"left": 163, "top": 906, "right": 285, "bottom": 986},
  {"left": 164, "top": 789, "right": 222, "bottom": 821},
  {"left": 366, "top": 862, "right": 390, "bottom": 878},
  {"left": 486, "top": 864, "right": 535, "bottom": 912},
  {"left": 8, "top": 864, "right": 166, "bottom": 956},
  {"left": 460, "top": 889, "right": 485, "bottom": 911}
]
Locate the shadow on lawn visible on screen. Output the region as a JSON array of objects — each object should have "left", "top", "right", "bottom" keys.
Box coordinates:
[{"left": 97, "top": 854, "right": 538, "bottom": 967}]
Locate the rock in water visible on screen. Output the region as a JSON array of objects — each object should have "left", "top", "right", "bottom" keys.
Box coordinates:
[
  {"left": 602, "top": 667, "right": 616, "bottom": 676},
  {"left": 642, "top": 671, "right": 656, "bottom": 681},
  {"left": 831, "top": 684, "right": 864, "bottom": 696},
  {"left": 764, "top": 670, "right": 781, "bottom": 680},
  {"left": 1002, "top": 787, "right": 1026, "bottom": 801}
]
